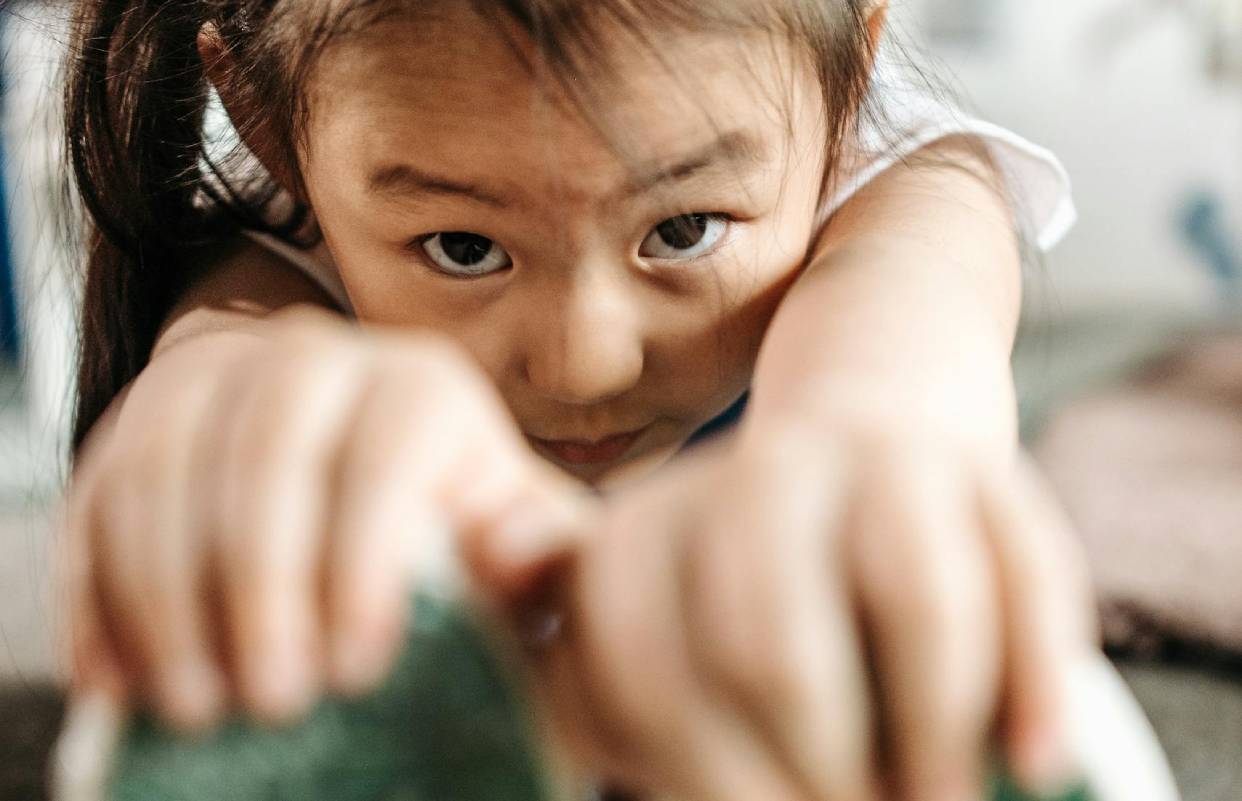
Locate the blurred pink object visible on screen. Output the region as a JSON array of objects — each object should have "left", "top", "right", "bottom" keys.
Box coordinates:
[{"left": 1034, "top": 333, "right": 1242, "bottom": 655}]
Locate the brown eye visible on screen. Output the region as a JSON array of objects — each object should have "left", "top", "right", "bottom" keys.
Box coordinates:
[
  {"left": 422, "top": 232, "right": 512, "bottom": 276},
  {"left": 639, "top": 214, "right": 728, "bottom": 260}
]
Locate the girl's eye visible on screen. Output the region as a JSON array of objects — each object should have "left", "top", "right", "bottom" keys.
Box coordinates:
[
  {"left": 639, "top": 214, "right": 729, "bottom": 260},
  {"left": 421, "top": 232, "right": 512, "bottom": 277}
]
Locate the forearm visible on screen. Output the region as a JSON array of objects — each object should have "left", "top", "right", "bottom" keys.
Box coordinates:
[{"left": 748, "top": 138, "right": 1023, "bottom": 457}]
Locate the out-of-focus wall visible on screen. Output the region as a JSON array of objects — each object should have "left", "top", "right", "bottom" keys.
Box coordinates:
[
  {"left": 1, "top": 7, "right": 75, "bottom": 499},
  {"left": 901, "top": 0, "right": 1242, "bottom": 320},
  {"left": 0, "top": 7, "right": 75, "bottom": 683}
]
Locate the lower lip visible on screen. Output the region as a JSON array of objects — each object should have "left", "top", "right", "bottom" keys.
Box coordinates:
[{"left": 533, "top": 427, "right": 648, "bottom": 466}]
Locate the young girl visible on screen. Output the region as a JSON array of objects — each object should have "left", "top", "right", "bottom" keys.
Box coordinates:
[{"left": 60, "top": 1, "right": 1094, "bottom": 800}]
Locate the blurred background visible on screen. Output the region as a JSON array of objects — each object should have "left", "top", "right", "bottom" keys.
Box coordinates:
[{"left": 2, "top": 0, "right": 1242, "bottom": 797}]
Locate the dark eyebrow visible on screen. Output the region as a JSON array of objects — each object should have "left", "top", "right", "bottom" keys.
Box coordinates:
[
  {"left": 621, "top": 130, "right": 767, "bottom": 198},
  {"left": 364, "top": 129, "right": 766, "bottom": 208},
  {"left": 366, "top": 164, "right": 513, "bottom": 208}
]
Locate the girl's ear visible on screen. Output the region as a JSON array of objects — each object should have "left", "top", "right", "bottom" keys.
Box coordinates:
[
  {"left": 865, "top": 0, "right": 890, "bottom": 53},
  {"left": 196, "top": 23, "right": 302, "bottom": 200}
]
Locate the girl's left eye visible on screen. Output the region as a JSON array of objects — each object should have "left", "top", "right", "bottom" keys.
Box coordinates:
[{"left": 639, "top": 213, "right": 729, "bottom": 260}]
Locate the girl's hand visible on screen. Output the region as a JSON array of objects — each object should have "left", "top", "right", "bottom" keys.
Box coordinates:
[
  {"left": 60, "top": 307, "right": 587, "bottom": 731},
  {"left": 489, "top": 420, "right": 1095, "bottom": 801}
]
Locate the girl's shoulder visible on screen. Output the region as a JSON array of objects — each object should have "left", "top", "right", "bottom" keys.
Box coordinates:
[
  {"left": 237, "top": 227, "right": 354, "bottom": 315},
  {"left": 200, "top": 97, "right": 356, "bottom": 317},
  {"left": 819, "top": 47, "right": 1077, "bottom": 253}
]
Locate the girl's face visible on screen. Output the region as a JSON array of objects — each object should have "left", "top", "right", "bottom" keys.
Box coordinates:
[{"left": 298, "top": 5, "right": 829, "bottom": 486}]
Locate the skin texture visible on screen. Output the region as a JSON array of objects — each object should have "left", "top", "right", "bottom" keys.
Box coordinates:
[
  {"left": 59, "top": 4, "right": 1098, "bottom": 801},
  {"left": 298, "top": 12, "right": 826, "bottom": 487}
]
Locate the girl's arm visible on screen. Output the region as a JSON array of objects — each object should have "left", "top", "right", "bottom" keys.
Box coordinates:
[
  {"left": 65, "top": 236, "right": 588, "bottom": 730},
  {"left": 730, "top": 135, "right": 1093, "bottom": 796},
  {"left": 748, "top": 135, "right": 1023, "bottom": 459}
]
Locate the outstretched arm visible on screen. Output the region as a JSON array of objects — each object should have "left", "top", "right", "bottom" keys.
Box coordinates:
[
  {"left": 734, "top": 135, "right": 1092, "bottom": 797},
  {"left": 749, "top": 135, "right": 1023, "bottom": 459}
]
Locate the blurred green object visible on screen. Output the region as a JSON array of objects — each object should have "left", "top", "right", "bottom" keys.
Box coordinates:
[
  {"left": 993, "top": 773, "right": 1091, "bottom": 801},
  {"left": 88, "top": 591, "right": 1106, "bottom": 801},
  {"left": 108, "top": 593, "right": 555, "bottom": 801}
]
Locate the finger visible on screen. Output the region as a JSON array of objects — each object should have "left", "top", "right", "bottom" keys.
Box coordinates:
[
  {"left": 366, "top": 336, "right": 597, "bottom": 595},
  {"left": 102, "top": 374, "right": 230, "bottom": 731},
  {"left": 671, "top": 710, "right": 817, "bottom": 801},
  {"left": 320, "top": 368, "right": 453, "bottom": 696},
  {"left": 538, "top": 620, "right": 811, "bottom": 801},
  {"left": 321, "top": 336, "right": 565, "bottom": 694},
  {"left": 684, "top": 441, "right": 879, "bottom": 801},
  {"left": 557, "top": 488, "right": 695, "bottom": 778},
  {"left": 58, "top": 460, "right": 128, "bottom": 708},
  {"left": 540, "top": 501, "right": 809, "bottom": 801},
  {"left": 459, "top": 463, "right": 597, "bottom": 598},
  {"left": 207, "top": 342, "right": 364, "bottom": 722},
  {"left": 851, "top": 448, "right": 1000, "bottom": 801},
  {"left": 979, "top": 455, "right": 1095, "bottom": 795}
]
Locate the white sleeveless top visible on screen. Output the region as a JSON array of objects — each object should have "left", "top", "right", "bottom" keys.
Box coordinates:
[{"left": 223, "top": 54, "right": 1076, "bottom": 316}]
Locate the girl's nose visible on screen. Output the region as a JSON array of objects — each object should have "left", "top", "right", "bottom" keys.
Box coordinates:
[{"left": 522, "top": 272, "right": 644, "bottom": 405}]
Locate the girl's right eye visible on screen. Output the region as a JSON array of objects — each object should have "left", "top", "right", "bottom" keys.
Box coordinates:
[{"left": 419, "top": 232, "right": 512, "bottom": 277}]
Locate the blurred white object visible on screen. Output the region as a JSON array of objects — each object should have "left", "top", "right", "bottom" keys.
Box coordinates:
[
  {"left": 1071, "top": 654, "right": 1182, "bottom": 801},
  {"left": 1204, "top": 0, "right": 1242, "bottom": 81},
  {"left": 919, "top": 0, "right": 1005, "bottom": 48}
]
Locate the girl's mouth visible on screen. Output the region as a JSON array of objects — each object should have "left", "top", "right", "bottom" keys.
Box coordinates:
[{"left": 529, "top": 426, "right": 650, "bottom": 466}]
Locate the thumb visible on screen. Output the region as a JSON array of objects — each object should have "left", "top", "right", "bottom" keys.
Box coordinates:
[{"left": 458, "top": 476, "right": 598, "bottom": 598}]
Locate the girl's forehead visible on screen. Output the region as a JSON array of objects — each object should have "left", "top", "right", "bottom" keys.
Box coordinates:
[{"left": 302, "top": 10, "right": 822, "bottom": 179}]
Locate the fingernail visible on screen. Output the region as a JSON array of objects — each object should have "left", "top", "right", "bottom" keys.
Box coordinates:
[
  {"left": 331, "top": 621, "right": 399, "bottom": 698},
  {"left": 451, "top": 468, "right": 521, "bottom": 522},
  {"left": 158, "top": 661, "right": 227, "bottom": 733},
  {"left": 332, "top": 643, "right": 387, "bottom": 697},
  {"left": 933, "top": 765, "right": 982, "bottom": 801},
  {"left": 1017, "top": 726, "right": 1079, "bottom": 799},
  {"left": 488, "top": 502, "right": 575, "bottom": 572},
  {"left": 251, "top": 647, "right": 315, "bottom": 723}
]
